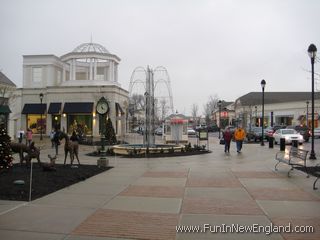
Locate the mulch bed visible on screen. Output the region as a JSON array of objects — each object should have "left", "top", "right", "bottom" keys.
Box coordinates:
[
  {"left": 0, "top": 164, "right": 112, "bottom": 201},
  {"left": 120, "top": 150, "right": 212, "bottom": 158},
  {"left": 294, "top": 166, "right": 320, "bottom": 177},
  {"left": 295, "top": 166, "right": 320, "bottom": 189},
  {"left": 86, "top": 150, "right": 211, "bottom": 158}
]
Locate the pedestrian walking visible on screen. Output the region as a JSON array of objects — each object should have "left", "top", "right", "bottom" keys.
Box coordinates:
[
  {"left": 53, "top": 129, "right": 61, "bottom": 155},
  {"left": 234, "top": 125, "right": 246, "bottom": 153},
  {"left": 70, "top": 131, "right": 79, "bottom": 142},
  {"left": 17, "top": 129, "right": 25, "bottom": 143},
  {"left": 26, "top": 128, "right": 33, "bottom": 146},
  {"left": 223, "top": 128, "right": 233, "bottom": 153},
  {"left": 50, "top": 130, "right": 55, "bottom": 148}
]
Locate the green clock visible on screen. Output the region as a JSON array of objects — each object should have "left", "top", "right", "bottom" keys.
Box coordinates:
[{"left": 96, "top": 98, "right": 109, "bottom": 115}]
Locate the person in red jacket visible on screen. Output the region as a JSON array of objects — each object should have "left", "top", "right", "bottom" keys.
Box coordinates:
[{"left": 223, "top": 128, "right": 233, "bottom": 153}]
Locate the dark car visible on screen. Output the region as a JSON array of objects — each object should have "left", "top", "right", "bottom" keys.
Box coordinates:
[
  {"left": 286, "top": 125, "right": 310, "bottom": 142},
  {"left": 246, "top": 127, "right": 263, "bottom": 142}
]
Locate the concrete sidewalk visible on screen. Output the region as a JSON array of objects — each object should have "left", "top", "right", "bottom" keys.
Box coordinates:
[{"left": 0, "top": 137, "right": 320, "bottom": 239}]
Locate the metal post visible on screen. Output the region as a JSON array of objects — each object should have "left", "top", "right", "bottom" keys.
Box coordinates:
[
  {"left": 306, "top": 101, "right": 309, "bottom": 127},
  {"left": 310, "top": 50, "right": 316, "bottom": 159},
  {"left": 255, "top": 106, "right": 257, "bottom": 126},
  {"left": 39, "top": 93, "right": 43, "bottom": 140},
  {"left": 308, "top": 44, "right": 317, "bottom": 159},
  {"left": 261, "top": 80, "right": 266, "bottom": 146},
  {"left": 218, "top": 100, "right": 222, "bottom": 139}
]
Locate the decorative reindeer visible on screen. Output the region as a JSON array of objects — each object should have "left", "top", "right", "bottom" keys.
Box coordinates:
[
  {"left": 42, "top": 154, "right": 57, "bottom": 171},
  {"left": 59, "top": 132, "right": 80, "bottom": 165},
  {"left": 10, "top": 141, "right": 41, "bottom": 166}
]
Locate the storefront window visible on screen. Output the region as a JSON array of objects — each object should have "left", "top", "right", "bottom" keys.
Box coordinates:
[
  {"left": 27, "top": 114, "right": 46, "bottom": 134},
  {"left": 52, "top": 115, "right": 61, "bottom": 130},
  {"left": 0, "top": 114, "right": 7, "bottom": 129},
  {"left": 67, "top": 115, "right": 92, "bottom": 135}
]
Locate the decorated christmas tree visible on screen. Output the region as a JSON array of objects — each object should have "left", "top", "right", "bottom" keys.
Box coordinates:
[
  {"left": 104, "top": 118, "right": 117, "bottom": 145},
  {"left": 0, "top": 124, "right": 14, "bottom": 171}
]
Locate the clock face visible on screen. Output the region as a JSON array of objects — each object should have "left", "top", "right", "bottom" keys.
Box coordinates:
[{"left": 96, "top": 101, "right": 109, "bottom": 114}]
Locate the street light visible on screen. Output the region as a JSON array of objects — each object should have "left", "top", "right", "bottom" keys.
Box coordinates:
[
  {"left": 255, "top": 106, "right": 257, "bottom": 126},
  {"left": 218, "top": 100, "right": 222, "bottom": 139},
  {"left": 260, "top": 80, "right": 266, "bottom": 146},
  {"left": 308, "top": 43, "right": 317, "bottom": 160},
  {"left": 39, "top": 93, "right": 44, "bottom": 141},
  {"left": 306, "top": 100, "right": 309, "bottom": 127}
]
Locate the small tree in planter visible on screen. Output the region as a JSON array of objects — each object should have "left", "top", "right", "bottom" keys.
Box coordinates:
[
  {"left": 0, "top": 124, "right": 13, "bottom": 171},
  {"left": 104, "top": 118, "right": 117, "bottom": 145}
]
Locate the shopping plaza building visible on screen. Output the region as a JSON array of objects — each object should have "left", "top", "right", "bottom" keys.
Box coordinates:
[{"left": 9, "top": 42, "right": 128, "bottom": 138}]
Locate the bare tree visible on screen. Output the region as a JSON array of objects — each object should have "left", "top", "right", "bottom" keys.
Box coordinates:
[
  {"left": 191, "top": 103, "right": 199, "bottom": 126},
  {"left": 203, "top": 94, "right": 219, "bottom": 125},
  {"left": 130, "top": 93, "right": 145, "bottom": 111},
  {"left": 159, "top": 98, "right": 169, "bottom": 121}
]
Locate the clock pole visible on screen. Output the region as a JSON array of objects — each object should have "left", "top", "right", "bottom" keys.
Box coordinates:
[{"left": 97, "top": 97, "right": 109, "bottom": 167}]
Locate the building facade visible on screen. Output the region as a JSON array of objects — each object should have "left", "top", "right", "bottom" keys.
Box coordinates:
[
  {"left": 9, "top": 42, "right": 128, "bottom": 139},
  {"left": 0, "top": 71, "right": 16, "bottom": 130},
  {"left": 234, "top": 92, "right": 320, "bottom": 129}
]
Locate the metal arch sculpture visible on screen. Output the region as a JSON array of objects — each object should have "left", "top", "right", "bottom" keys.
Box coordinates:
[{"left": 129, "top": 66, "right": 174, "bottom": 114}]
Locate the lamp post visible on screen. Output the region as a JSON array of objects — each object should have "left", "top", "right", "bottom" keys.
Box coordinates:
[
  {"left": 308, "top": 44, "right": 317, "bottom": 160},
  {"left": 306, "top": 100, "right": 309, "bottom": 127},
  {"left": 260, "top": 80, "right": 266, "bottom": 146},
  {"left": 218, "top": 100, "right": 222, "bottom": 139},
  {"left": 255, "top": 106, "right": 257, "bottom": 126},
  {"left": 39, "top": 93, "right": 44, "bottom": 141}
]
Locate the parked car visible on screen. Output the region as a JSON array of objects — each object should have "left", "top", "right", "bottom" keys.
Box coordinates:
[
  {"left": 195, "top": 124, "right": 207, "bottom": 131},
  {"left": 187, "top": 127, "right": 196, "bottom": 136},
  {"left": 313, "top": 127, "right": 320, "bottom": 138},
  {"left": 154, "top": 127, "right": 163, "bottom": 136},
  {"left": 286, "top": 125, "right": 310, "bottom": 142},
  {"left": 273, "top": 129, "right": 303, "bottom": 145},
  {"left": 266, "top": 125, "right": 287, "bottom": 140},
  {"left": 207, "top": 125, "right": 219, "bottom": 132},
  {"left": 246, "top": 127, "right": 263, "bottom": 142}
]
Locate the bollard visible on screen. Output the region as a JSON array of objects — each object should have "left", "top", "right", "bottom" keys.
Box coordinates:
[
  {"left": 292, "top": 140, "right": 298, "bottom": 148},
  {"left": 269, "top": 137, "right": 274, "bottom": 148},
  {"left": 280, "top": 138, "right": 285, "bottom": 151}
]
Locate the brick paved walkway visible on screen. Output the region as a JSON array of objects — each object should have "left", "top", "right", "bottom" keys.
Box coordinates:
[{"left": 0, "top": 135, "right": 320, "bottom": 239}]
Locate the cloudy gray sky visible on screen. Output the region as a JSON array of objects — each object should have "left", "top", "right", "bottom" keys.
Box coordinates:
[{"left": 0, "top": 0, "right": 319, "bottom": 115}]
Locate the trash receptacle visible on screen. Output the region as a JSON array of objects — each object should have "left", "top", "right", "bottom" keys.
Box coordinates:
[
  {"left": 280, "top": 138, "right": 285, "bottom": 151},
  {"left": 269, "top": 137, "right": 274, "bottom": 148},
  {"left": 292, "top": 140, "right": 298, "bottom": 148}
]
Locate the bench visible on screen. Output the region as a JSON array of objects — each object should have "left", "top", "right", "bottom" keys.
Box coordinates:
[{"left": 275, "top": 147, "right": 309, "bottom": 177}]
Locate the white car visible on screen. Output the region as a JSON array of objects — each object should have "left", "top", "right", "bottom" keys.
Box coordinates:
[
  {"left": 187, "top": 128, "right": 196, "bottom": 136},
  {"left": 273, "top": 129, "right": 303, "bottom": 145},
  {"left": 313, "top": 127, "right": 320, "bottom": 138}
]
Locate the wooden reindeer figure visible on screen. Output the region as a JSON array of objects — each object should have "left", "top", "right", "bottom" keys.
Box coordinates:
[{"left": 59, "top": 132, "right": 80, "bottom": 165}]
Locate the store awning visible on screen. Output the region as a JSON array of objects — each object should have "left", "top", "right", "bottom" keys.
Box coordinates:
[
  {"left": 22, "top": 103, "right": 46, "bottom": 114},
  {"left": 63, "top": 102, "right": 93, "bottom": 114},
  {"left": 0, "top": 105, "right": 11, "bottom": 113},
  {"left": 48, "top": 102, "right": 62, "bottom": 114},
  {"left": 115, "top": 103, "right": 124, "bottom": 114}
]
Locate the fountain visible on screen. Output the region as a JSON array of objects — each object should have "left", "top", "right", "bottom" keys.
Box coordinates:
[{"left": 113, "top": 66, "right": 184, "bottom": 156}]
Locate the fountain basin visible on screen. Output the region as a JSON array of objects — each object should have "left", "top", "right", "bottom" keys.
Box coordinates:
[{"left": 112, "top": 144, "right": 184, "bottom": 156}]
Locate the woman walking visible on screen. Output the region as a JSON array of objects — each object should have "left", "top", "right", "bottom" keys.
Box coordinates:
[
  {"left": 223, "top": 128, "right": 232, "bottom": 153},
  {"left": 26, "top": 128, "right": 33, "bottom": 146}
]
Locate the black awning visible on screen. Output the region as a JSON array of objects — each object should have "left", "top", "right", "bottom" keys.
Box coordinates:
[
  {"left": 63, "top": 102, "right": 93, "bottom": 114},
  {"left": 22, "top": 104, "right": 46, "bottom": 114},
  {"left": 115, "top": 103, "right": 124, "bottom": 114},
  {"left": 0, "top": 105, "right": 11, "bottom": 113},
  {"left": 48, "top": 102, "right": 62, "bottom": 114}
]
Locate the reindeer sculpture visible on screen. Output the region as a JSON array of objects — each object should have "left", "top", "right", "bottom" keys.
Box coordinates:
[
  {"left": 59, "top": 132, "right": 80, "bottom": 165},
  {"left": 10, "top": 141, "right": 41, "bottom": 166}
]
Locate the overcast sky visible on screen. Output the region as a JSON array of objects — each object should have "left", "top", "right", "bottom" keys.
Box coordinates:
[{"left": 0, "top": 0, "right": 319, "bottom": 115}]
